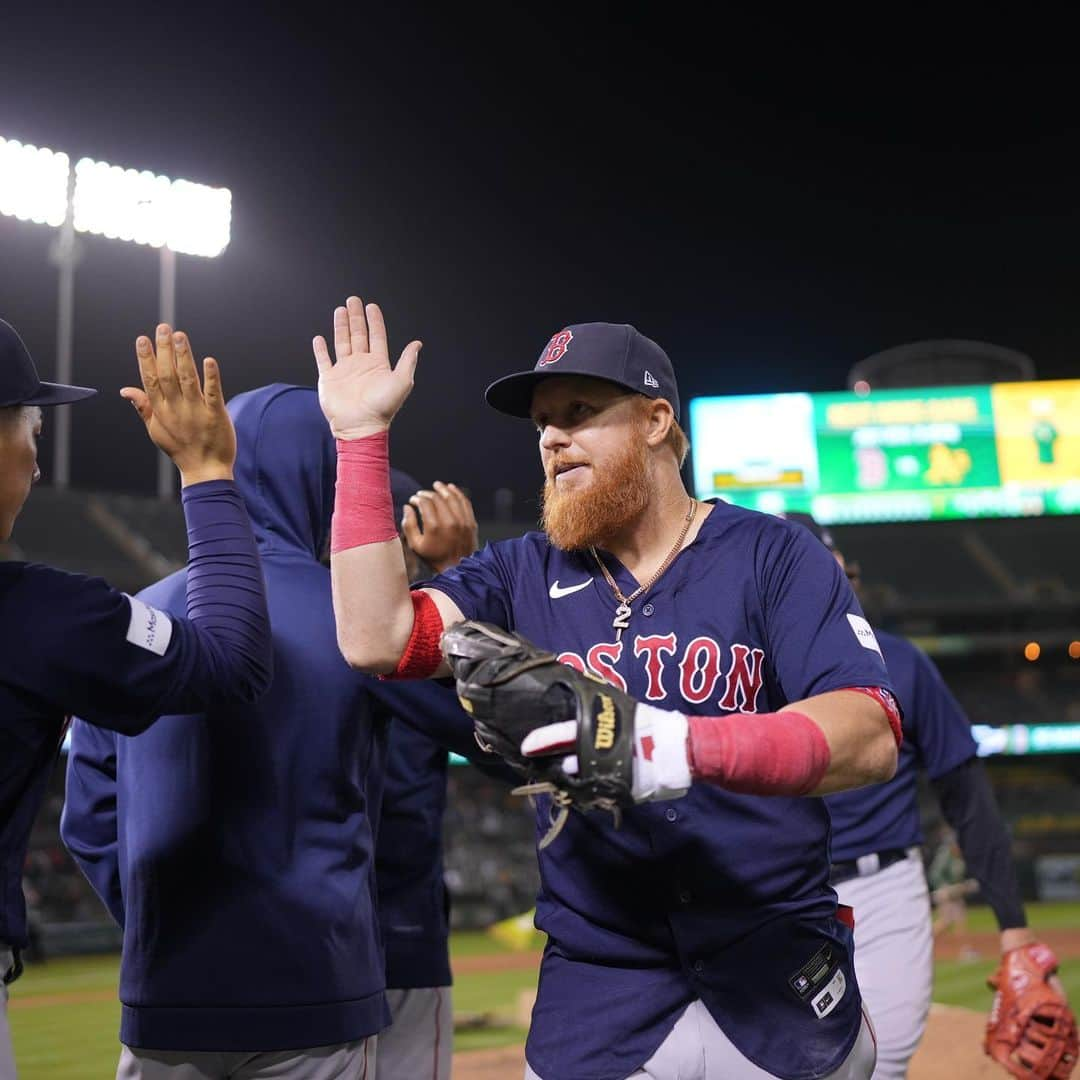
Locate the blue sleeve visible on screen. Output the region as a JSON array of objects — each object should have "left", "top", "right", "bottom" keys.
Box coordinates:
[
  {"left": 908, "top": 646, "right": 978, "bottom": 778},
  {"left": 759, "top": 523, "right": 894, "bottom": 703},
  {"left": 59, "top": 720, "right": 124, "bottom": 928},
  {"left": 369, "top": 679, "right": 520, "bottom": 783},
  {"left": 369, "top": 679, "right": 476, "bottom": 758},
  {"left": 932, "top": 759, "right": 1026, "bottom": 928},
  {"left": 418, "top": 540, "right": 514, "bottom": 627},
  {"left": 0, "top": 481, "right": 272, "bottom": 734}
]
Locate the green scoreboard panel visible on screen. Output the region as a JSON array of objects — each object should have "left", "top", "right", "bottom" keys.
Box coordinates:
[{"left": 688, "top": 380, "right": 1080, "bottom": 523}]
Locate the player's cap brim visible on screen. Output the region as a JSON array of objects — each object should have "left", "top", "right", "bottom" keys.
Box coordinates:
[
  {"left": 20, "top": 381, "right": 98, "bottom": 406},
  {"left": 485, "top": 370, "right": 640, "bottom": 419}
]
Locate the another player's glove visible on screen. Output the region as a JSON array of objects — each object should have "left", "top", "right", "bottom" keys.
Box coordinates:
[
  {"left": 984, "top": 943, "right": 1078, "bottom": 1079},
  {"left": 440, "top": 621, "right": 691, "bottom": 845}
]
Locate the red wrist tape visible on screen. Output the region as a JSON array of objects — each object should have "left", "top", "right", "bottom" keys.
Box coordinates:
[
  {"left": 330, "top": 433, "right": 399, "bottom": 554},
  {"left": 686, "top": 710, "right": 831, "bottom": 796},
  {"left": 379, "top": 590, "right": 445, "bottom": 681}
]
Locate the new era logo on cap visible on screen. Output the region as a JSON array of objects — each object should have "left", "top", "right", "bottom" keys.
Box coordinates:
[{"left": 644, "top": 370, "right": 659, "bottom": 389}]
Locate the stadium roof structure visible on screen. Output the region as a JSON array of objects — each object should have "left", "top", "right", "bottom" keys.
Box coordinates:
[
  {"left": 848, "top": 339, "right": 1035, "bottom": 391},
  {"left": 3, "top": 489, "right": 1076, "bottom": 635}
]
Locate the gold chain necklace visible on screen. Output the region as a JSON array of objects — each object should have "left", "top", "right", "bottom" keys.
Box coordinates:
[{"left": 589, "top": 498, "right": 696, "bottom": 642}]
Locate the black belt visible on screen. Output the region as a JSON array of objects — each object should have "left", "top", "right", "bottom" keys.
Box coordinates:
[{"left": 829, "top": 848, "right": 909, "bottom": 886}]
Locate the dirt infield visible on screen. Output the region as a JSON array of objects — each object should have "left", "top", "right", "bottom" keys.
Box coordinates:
[
  {"left": 454, "top": 950, "right": 543, "bottom": 974},
  {"left": 451, "top": 931, "right": 1080, "bottom": 1077},
  {"left": 453, "top": 1007, "right": 992, "bottom": 1079},
  {"left": 910, "top": 1005, "right": 996, "bottom": 1079},
  {"left": 456, "top": 1044, "right": 526, "bottom": 1078}
]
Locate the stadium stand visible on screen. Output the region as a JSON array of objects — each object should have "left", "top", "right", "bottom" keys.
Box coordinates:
[{"left": 5, "top": 484, "right": 1079, "bottom": 941}]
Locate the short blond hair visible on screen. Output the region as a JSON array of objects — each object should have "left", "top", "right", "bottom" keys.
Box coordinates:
[
  {"left": 666, "top": 419, "right": 690, "bottom": 467},
  {"left": 633, "top": 396, "right": 689, "bottom": 466}
]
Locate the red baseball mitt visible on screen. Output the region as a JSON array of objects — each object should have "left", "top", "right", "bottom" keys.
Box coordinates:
[{"left": 985, "top": 943, "right": 1078, "bottom": 1079}]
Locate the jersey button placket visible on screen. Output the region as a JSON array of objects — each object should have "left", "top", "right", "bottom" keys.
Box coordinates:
[
  {"left": 664, "top": 807, "right": 678, "bottom": 823},
  {"left": 642, "top": 602, "right": 654, "bottom": 616}
]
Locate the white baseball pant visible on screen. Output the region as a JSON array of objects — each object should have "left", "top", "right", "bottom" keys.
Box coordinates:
[
  {"left": 834, "top": 848, "right": 933, "bottom": 1079},
  {"left": 525, "top": 998, "right": 877, "bottom": 1079}
]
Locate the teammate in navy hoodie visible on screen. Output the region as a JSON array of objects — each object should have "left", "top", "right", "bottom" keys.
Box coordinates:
[
  {"left": 372, "top": 472, "right": 479, "bottom": 1080},
  {"left": 62, "top": 385, "right": 452, "bottom": 1080},
  {"left": 1, "top": 320, "right": 272, "bottom": 1080}
]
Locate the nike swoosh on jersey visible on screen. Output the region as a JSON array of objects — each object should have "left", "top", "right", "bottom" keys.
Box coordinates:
[{"left": 549, "top": 579, "right": 594, "bottom": 599}]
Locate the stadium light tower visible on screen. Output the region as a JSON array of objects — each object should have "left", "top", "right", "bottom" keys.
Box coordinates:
[
  {"left": 72, "top": 156, "right": 232, "bottom": 497},
  {"left": 0, "top": 136, "right": 77, "bottom": 486},
  {"left": 0, "top": 134, "right": 232, "bottom": 497}
]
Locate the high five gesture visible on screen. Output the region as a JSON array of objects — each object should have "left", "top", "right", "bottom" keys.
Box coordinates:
[
  {"left": 122, "top": 325, "right": 235, "bottom": 488},
  {"left": 313, "top": 297, "right": 422, "bottom": 439},
  {"left": 313, "top": 297, "right": 462, "bottom": 674}
]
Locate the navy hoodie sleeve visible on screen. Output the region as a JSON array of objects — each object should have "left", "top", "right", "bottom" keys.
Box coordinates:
[
  {"left": 60, "top": 720, "right": 124, "bottom": 928},
  {"left": 368, "top": 678, "right": 480, "bottom": 760},
  {"left": 369, "top": 678, "right": 519, "bottom": 783},
  {"left": 0, "top": 480, "right": 272, "bottom": 733}
]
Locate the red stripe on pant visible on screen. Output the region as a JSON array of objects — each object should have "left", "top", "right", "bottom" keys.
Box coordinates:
[{"left": 432, "top": 987, "right": 443, "bottom": 1080}]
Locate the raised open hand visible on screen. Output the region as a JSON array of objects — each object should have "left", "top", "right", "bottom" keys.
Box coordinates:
[
  {"left": 313, "top": 297, "right": 422, "bottom": 439},
  {"left": 121, "top": 325, "right": 235, "bottom": 487}
]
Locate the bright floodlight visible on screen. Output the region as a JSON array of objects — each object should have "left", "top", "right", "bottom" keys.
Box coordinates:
[
  {"left": 73, "top": 156, "right": 231, "bottom": 258},
  {"left": 0, "top": 136, "right": 70, "bottom": 227}
]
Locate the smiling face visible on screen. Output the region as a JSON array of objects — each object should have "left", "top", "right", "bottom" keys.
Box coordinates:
[
  {"left": 0, "top": 404, "right": 42, "bottom": 541},
  {"left": 531, "top": 376, "right": 662, "bottom": 550}
]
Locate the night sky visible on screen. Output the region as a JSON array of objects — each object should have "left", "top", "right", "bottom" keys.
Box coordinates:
[{"left": 2, "top": 12, "right": 1078, "bottom": 520}]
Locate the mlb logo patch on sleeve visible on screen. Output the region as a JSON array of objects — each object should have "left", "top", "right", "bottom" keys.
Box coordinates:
[
  {"left": 845, "top": 614, "right": 882, "bottom": 658},
  {"left": 125, "top": 596, "right": 173, "bottom": 657}
]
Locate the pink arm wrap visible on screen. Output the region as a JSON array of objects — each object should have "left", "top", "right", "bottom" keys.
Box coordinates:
[
  {"left": 379, "top": 590, "right": 446, "bottom": 681},
  {"left": 686, "top": 710, "right": 831, "bottom": 796},
  {"left": 330, "top": 433, "right": 399, "bottom": 554}
]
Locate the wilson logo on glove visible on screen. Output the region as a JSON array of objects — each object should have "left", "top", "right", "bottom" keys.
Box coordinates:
[
  {"left": 440, "top": 619, "right": 639, "bottom": 849},
  {"left": 594, "top": 694, "right": 618, "bottom": 750}
]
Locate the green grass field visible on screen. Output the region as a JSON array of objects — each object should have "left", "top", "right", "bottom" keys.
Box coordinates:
[
  {"left": 7, "top": 932, "right": 537, "bottom": 1078},
  {"left": 8, "top": 909, "right": 1080, "bottom": 1079}
]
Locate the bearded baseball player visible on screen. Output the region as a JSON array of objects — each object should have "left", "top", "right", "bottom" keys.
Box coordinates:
[
  {"left": 786, "top": 513, "right": 1078, "bottom": 1080},
  {"left": 313, "top": 298, "right": 902, "bottom": 1080}
]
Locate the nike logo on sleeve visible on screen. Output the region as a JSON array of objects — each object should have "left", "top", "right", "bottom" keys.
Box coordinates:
[{"left": 549, "top": 579, "right": 594, "bottom": 599}]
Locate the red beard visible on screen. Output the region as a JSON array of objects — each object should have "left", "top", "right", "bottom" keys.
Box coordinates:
[{"left": 541, "top": 436, "right": 651, "bottom": 551}]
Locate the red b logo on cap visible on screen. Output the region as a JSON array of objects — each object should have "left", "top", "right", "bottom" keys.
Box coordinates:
[{"left": 537, "top": 329, "right": 573, "bottom": 367}]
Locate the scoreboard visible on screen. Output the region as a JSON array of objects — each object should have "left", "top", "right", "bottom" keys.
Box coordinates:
[{"left": 688, "top": 380, "right": 1080, "bottom": 523}]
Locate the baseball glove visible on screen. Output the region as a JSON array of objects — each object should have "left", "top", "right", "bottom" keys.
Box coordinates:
[
  {"left": 985, "top": 943, "right": 1078, "bottom": 1079},
  {"left": 440, "top": 620, "right": 636, "bottom": 846}
]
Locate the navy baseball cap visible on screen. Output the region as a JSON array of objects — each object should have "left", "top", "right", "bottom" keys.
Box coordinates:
[
  {"left": 782, "top": 511, "right": 836, "bottom": 552},
  {"left": 1, "top": 318, "right": 96, "bottom": 407},
  {"left": 485, "top": 322, "right": 681, "bottom": 422}
]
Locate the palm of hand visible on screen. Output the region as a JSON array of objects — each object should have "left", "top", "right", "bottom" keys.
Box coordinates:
[
  {"left": 318, "top": 353, "right": 405, "bottom": 434},
  {"left": 313, "top": 298, "right": 421, "bottom": 437}
]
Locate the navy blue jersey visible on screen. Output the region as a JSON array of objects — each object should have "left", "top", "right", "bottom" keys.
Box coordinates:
[
  {"left": 1, "top": 480, "right": 270, "bottom": 952},
  {"left": 363, "top": 683, "right": 517, "bottom": 991},
  {"left": 373, "top": 719, "right": 452, "bottom": 990},
  {"left": 826, "top": 629, "right": 977, "bottom": 862},
  {"left": 428, "top": 503, "right": 894, "bottom": 1080}
]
